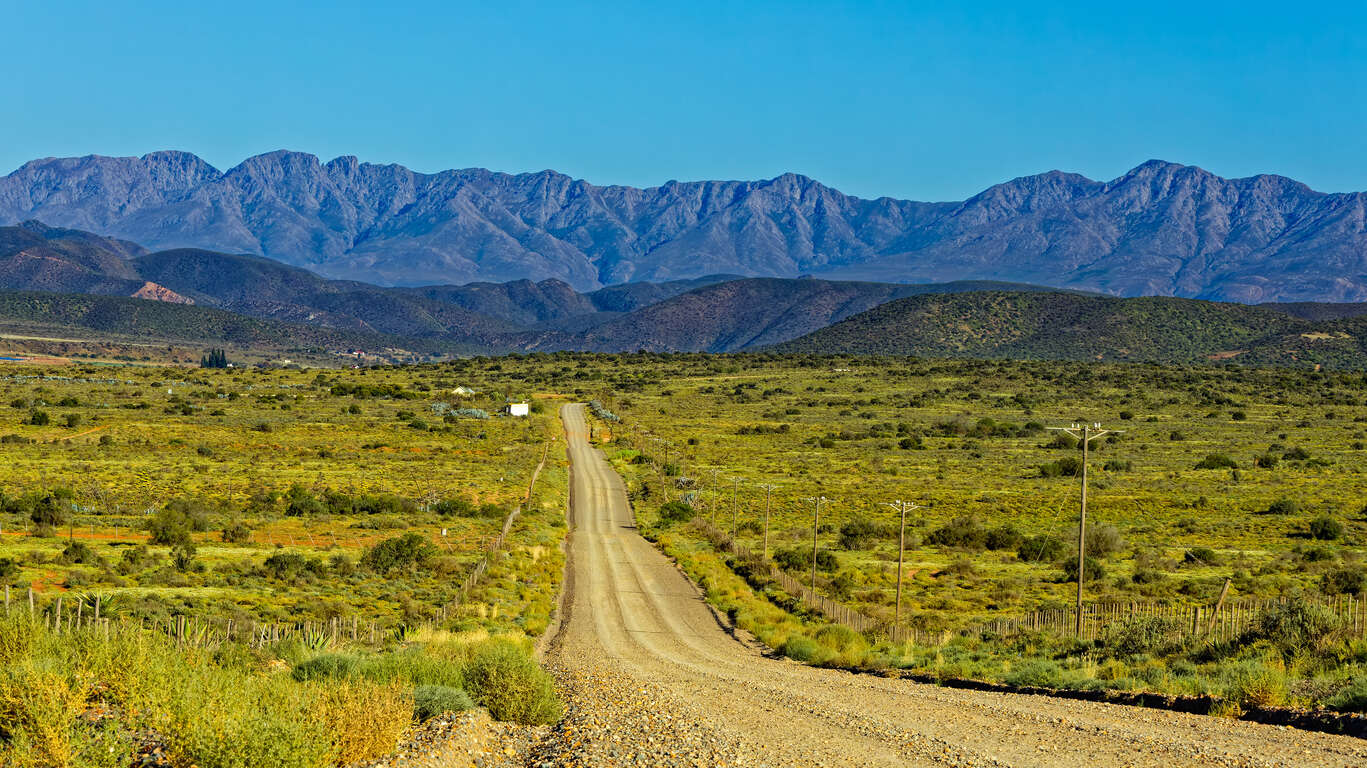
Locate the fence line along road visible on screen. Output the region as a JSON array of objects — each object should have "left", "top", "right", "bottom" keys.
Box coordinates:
[
  {"left": 3, "top": 440, "right": 554, "bottom": 650},
  {"left": 688, "top": 519, "right": 1367, "bottom": 649},
  {"left": 452, "top": 440, "right": 551, "bottom": 606}
]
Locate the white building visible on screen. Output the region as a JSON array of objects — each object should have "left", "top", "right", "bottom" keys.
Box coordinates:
[{"left": 506, "top": 402, "right": 530, "bottom": 417}]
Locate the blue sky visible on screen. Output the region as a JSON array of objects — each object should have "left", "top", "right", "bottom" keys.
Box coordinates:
[{"left": 6, "top": 1, "right": 1365, "bottom": 200}]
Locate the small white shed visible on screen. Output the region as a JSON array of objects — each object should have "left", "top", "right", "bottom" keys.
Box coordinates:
[{"left": 506, "top": 402, "right": 530, "bottom": 417}]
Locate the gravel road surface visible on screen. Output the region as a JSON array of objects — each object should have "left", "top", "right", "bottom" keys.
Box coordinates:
[{"left": 536, "top": 403, "right": 1367, "bottom": 767}]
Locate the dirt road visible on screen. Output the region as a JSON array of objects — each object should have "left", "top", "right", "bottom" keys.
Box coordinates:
[{"left": 538, "top": 403, "right": 1367, "bottom": 767}]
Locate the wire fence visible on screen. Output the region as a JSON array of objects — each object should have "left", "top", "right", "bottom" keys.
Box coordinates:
[
  {"left": 3, "top": 441, "right": 554, "bottom": 650},
  {"left": 686, "top": 518, "right": 1367, "bottom": 650}
]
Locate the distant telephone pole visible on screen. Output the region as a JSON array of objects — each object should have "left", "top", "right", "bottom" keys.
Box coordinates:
[
  {"left": 884, "top": 499, "right": 922, "bottom": 636},
  {"left": 758, "top": 483, "right": 777, "bottom": 560},
  {"left": 730, "top": 476, "right": 740, "bottom": 538},
  {"left": 805, "top": 496, "right": 829, "bottom": 590},
  {"left": 708, "top": 468, "right": 722, "bottom": 521},
  {"left": 1047, "top": 422, "right": 1121, "bottom": 636}
]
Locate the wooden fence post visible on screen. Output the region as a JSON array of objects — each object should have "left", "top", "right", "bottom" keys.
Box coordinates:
[{"left": 1205, "top": 579, "right": 1231, "bottom": 636}]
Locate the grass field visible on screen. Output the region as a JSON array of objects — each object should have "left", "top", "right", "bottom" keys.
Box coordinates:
[
  {"left": 8, "top": 350, "right": 1367, "bottom": 763},
  {"left": 567, "top": 354, "right": 1367, "bottom": 712},
  {"left": 0, "top": 359, "right": 572, "bottom": 767}
]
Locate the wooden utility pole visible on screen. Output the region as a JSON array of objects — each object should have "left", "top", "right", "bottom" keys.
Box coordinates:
[
  {"left": 1048, "top": 422, "right": 1120, "bottom": 637},
  {"left": 730, "top": 476, "right": 740, "bottom": 538},
  {"left": 885, "top": 499, "right": 923, "bottom": 638},
  {"left": 805, "top": 496, "right": 829, "bottom": 590},
  {"left": 758, "top": 484, "right": 776, "bottom": 559},
  {"left": 708, "top": 468, "right": 721, "bottom": 522}
]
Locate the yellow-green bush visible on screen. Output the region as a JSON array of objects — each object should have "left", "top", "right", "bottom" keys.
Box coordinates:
[
  {"left": 312, "top": 681, "right": 412, "bottom": 765},
  {"left": 462, "top": 639, "right": 561, "bottom": 724}
]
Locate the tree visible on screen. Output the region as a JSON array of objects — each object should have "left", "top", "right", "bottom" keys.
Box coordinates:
[
  {"left": 147, "top": 501, "right": 208, "bottom": 547},
  {"left": 361, "top": 533, "right": 437, "bottom": 573},
  {"left": 200, "top": 348, "right": 229, "bottom": 369},
  {"left": 284, "top": 484, "right": 324, "bottom": 517},
  {"left": 29, "top": 489, "right": 71, "bottom": 529}
]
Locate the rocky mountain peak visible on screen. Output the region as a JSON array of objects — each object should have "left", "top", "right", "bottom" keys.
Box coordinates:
[{"left": 2, "top": 153, "right": 1366, "bottom": 301}]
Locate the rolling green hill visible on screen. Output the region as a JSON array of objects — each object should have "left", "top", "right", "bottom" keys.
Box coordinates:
[
  {"left": 0, "top": 291, "right": 464, "bottom": 358},
  {"left": 773, "top": 291, "right": 1367, "bottom": 369}
]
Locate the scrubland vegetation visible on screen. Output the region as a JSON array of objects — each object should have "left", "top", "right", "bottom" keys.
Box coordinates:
[
  {"left": 0, "top": 359, "right": 570, "bottom": 766},
  {"left": 576, "top": 353, "right": 1367, "bottom": 713},
  {"left": 8, "top": 348, "right": 1367, "bottom": 762}
]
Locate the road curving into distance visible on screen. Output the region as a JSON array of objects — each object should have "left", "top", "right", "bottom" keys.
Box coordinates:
[{"left": 536, "top": 403, "right": 1367, "bottom": 767}]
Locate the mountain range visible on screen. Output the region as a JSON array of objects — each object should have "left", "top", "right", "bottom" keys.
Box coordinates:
[
  {"left": 4, "top": 152, "right": 1367, "bottom": 302},
  {"left": 5, "top": 220, "right": 1367, "bottom": 369},
  {"left": 1, "top": 221, "right": 1047, "bottom": 354}
]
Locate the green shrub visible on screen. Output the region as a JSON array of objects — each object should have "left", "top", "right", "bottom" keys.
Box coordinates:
[
  {"left": 1039, "top": 456, "right": 1082, "bottom": 477},
  {"left": 837, "top": 517, "right": 884, "bottom": 550},
  {"left": 25, "top": 489, "right": 71, "bottom": 528},
  {"left": 774, "top": 547, "right": 838, "bottom": 573},
  {"left": 1242, "top": 601, "right": 1343, "bottom": 657},
  {"left": 1004, "top": 659, "right": 1065, "bottom": 688},
  {"left": 1085, "top": 523, "right": 1124, "bottom": 558},
  {"left": 1264, "top": 498, "right": 1300, "bottom": 515},
  {"left": 984, "top": 525, "right": 1023, "bottom": 551},
  {"left": 147, "top": 499, "right": 210, "bottom": 546},
  {"left": 1103, "top": 615, "right": 1183, "bottom": 656},
  {"left": 813, "top": 624, "right": 869, "bottom": 666},
  {"left": 781, "top": 634, "right": 824, "bottom": 663},
  {"left": 1195, "top": 453, "right": 1238, "bottom": 470},
  {"left": 1323, "top": 568, "right": 1367, "bottom": 596},
  {"left": 926, "top": 516, "right": 987, "bottom": 550},
  {"left": 361, "top": 533, "right": 437, "bottom": 573},
  {"left": 1221, "top": 660, "right": 1288, "bottom": 708},
  {"left": 1183, "top": 547, "right": 1220, "bottom": 566},
  {"left": 222, "top": 522, "right": 252, "bottom": 544},
  {"left": 462, "top": 640, "right": 560, "bottom": 725},
  {"left": 412, "top": 685, "right": 474, "bottom": 720},
  {"left": 1017, "top": 534, "right": 1065, "bottom": 562},
  {"left": 60, "top": 541, "right": 98, "bottom": 565},
  {"left": 1059, "top": 555, "right": 1105, "bottom": 582},
  {"left": 291, "top": 653, "right": 360, "bottom": 682},
  {"left": 161, "top": 672, "right": 336, "bottom": 768},
  {"left": 1327, "top": 676, "right": 1367, "bottom": 712},
  {"left": 658, "top": 501, "right": 694, "bottom": 524},
  {"left": 263, "top": 552, "right": 311, "bottom": 581},
  {"left": 1309, "top": 515, "right": 1345, "bottom": 541},
  {"left": 355, "top": 650, "right": 464, "bottom": 688}
]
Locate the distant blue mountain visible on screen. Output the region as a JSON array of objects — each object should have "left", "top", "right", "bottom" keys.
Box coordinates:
[{"left": 3, "top": 152, "right": 1366, "bottom": 301}]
